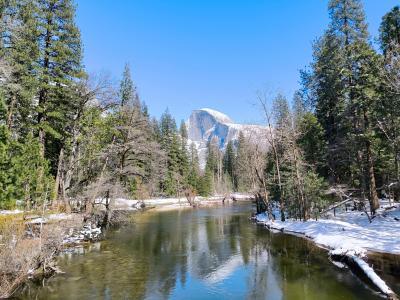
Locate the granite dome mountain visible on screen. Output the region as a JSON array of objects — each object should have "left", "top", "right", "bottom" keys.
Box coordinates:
[{"left": 186, "top": 108, "right": 267, "bottom": 167}]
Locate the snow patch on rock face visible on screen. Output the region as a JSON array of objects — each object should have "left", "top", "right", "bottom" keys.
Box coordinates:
[
  {"left": 198, "top": 108, "right": 233, "bottom": 124},
  {"left": 187, "top": 108, "right": 268, "bottom": 168}
]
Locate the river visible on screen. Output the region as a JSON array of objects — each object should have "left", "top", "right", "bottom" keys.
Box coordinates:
[{"left": 18, "top": 203, "right": 388, "bottom": 299}]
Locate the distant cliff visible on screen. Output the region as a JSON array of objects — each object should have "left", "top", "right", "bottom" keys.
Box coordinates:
[{"left": 186, "top": 108, "right": 267, "bottom": 168}]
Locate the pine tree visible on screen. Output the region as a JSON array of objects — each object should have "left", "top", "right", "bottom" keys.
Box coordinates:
[
  {"left": 328, "top": 0, "right": 368, "bottom": 45},
  {"left": 379, "top": 6, "right": 400, "bottom": 54},
  {"left": 114, "top": 65, "right": 161, "bottom": 198},
  {"left": 223, "top": 140, "right": 236, "bottom": 189},
  {"left": 297, "top": 113, "right": 327, "bottom": 177},
  {"left": 205, "top": 136, "right": 224, "bottom": 193},
  {"left": 198, "top": 167, "right": 212, "bottom": 197},
  {"left": 160, "top": 109, "right": 183, "bottom": 196},
  {"left": 178, "top": 120, "right": 190, "bottom": 189},
  {"left": 305, "top": 31, "right": 346, "bottom": 183},
  {"left": 292, "top": 91, "right": 306, "bottom": 126},
  {"left": 119, "top": 63, "right": 135, "bottom": 107},
  {"left": 0, "top": 125, "right": 50, "bottom": 209},
  {"left": 235, "top": 131, "right": 251, "bottom": 191},
  {"left": 379, "top": 6, "right": 400, "bottom": 200},
  {"left": 304, "top": 0, "right": 374, "bottom": 189},
  {"left": 347, "top": 41, "right": 382, "bottom": 213},
  {"left": 272, "top": 93, "right": 290, "bottom": 129},
  {"left": 1, "top": 0, "right": 39, "bottom": 134},
  {"left": 35, "top": 0, "right": 84, "bottom": 165},
  {"left": 187, "top": 142, "right": 200, "bottom": 192}
]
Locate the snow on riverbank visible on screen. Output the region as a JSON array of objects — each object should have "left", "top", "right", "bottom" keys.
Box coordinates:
[
  {"left": 255, "top": 201, "right": 400, "bottom": 255},
  {"left": 113, "top": 193, "right": 254, "bottom": 210},
  {"left": 255, "top": 200, "right": 400, "bottom": 298},
  {"left": 0, "top": 209, "right": 23, "bottom": 215}
]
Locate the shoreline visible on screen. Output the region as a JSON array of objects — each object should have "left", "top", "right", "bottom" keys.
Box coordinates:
[
  {"left": 6, "top": 197, "right": 398, "bottom": 298},
  {"left": 253, "top": 220, "right": 399, "bottom": 299},
  {"left": 0, "top": 194, "right": 253, "bottom": 297},
  {"left": 252, "top": 202, "right": 400, "bottom": 299},
  {"left": 113, "top": 194, "right": 254, "bottom": 211}
]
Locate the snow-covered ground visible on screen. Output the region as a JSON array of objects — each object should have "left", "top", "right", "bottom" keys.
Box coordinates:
[
  {"left": 113, "top": 197, "right": 190, "bottom": 210},
  {"left": 0, "top": 194, "right": 254, "bottom": 218},
  {"left": 255, "top": 200, "right": 400, "bottom": 255},
  {"left": 113, "top": 194, "right": 253, "bottom": 210},
  {"left": 255, "top": 200, "right": 400, "bottom": 297},
  {"left": 27, "top": 213, "right": 74, "bottom": 224},
  {"left": 0, "top": 209, "right": 23, "bottom": 215}
]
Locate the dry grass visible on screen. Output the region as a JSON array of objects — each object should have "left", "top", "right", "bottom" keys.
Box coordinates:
[{"left": 0, "top": 212, "right": 83, "bottom": 298}]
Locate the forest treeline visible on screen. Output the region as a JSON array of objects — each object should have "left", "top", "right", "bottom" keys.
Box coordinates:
[
  {"left": 0, "top": 0, "right": 400, "bottom": 221},
  {"left": 203, "top": 0, "right": 400, "bottom": 221},
  {"left": 0, "top": 0, "right": 214, "bottom": 211}
]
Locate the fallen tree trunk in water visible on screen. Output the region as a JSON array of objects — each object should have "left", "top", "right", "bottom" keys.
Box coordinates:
[{"left": 330, "top": 252, "right": 398, "bottom": 300}]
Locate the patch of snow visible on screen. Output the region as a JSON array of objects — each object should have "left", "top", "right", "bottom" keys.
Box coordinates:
[
  {"left": 48, "top": 213, "right": 73, "bottom": 220},
  {"left": 351, "top": 255, "right": 393, "bottom": 295},
  {"left": 255, "top": 202, "right": 400, "bottom": 255},
  {"left": 62, "top": 223, "right": 102, "bottom": 245},
  {"left": 198, "top": 108, "right": 233, "bottom": 124},
  {"left": 27, "top": 213, "right": 73, "bottom": 224},
  {"left": 28, "top": 217, "right": 47, "bottom": 224},
  {"left": 187, "top": 108, "right": 269, "bottom": 169},
  {"left": 230, "top": 193, "right": 254, "bottom": 200},
  {"left": 255, "top": 200, "right": 400, "bottom": 297},
  {"left": 330, "top": 260, "right": 346, "bottom": 269},
  {"left": 0, "top": 209, "right": 23, "bottom": 215}
]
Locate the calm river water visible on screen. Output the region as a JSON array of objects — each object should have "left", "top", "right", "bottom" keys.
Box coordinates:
[{"left": 18, "top": 203, "right": 387, "bottom": 299}]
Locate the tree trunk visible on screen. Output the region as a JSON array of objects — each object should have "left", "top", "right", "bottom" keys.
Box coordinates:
[
  {"left": 366, "top": 140, "right": 379, "bottom": 214},
  {"left": 394, "top": 149, "right": 400, "bottom": 202},
  {"left": 262, "top": 178, "right": 273, "bottom": 220},
  {"left": 6, "top": 94, "right": 16, "bottom": 130},
  {"left": 254, "top": 167, "right": 272, "bottom": 220},
  {"left": 259, "top": 97, "right": 285, "bottom": 221},
  {"left": 357, "top": 150, "right": 367, "bottom": 202},
  {"left": 37, "top": 14, "right": 52, "bottom": 158},
  {"left": 64, "top": 120, "right": 80, "bottom": 193},
  {"left": 53, "top": 148, "right": 71, "bottom": 212},
  {"left": 53, "top": 148, "right": 63, "bottom": 204},
  {"left": 268, "top": 123, "right": 285, "bottom": 221},
  {"left": 293, "top": 147, "right": 306, "bottom": 220},
  {"left": 87, "top": 136, "right": 116, "bottom": 213},
  {"left": 364, "top": 109, "right": 379, "bottom": 214}
]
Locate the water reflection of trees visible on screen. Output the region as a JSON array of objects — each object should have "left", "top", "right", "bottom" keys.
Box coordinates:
[{"left": 19, "top": 206, "right": 381, "bottom": 300}]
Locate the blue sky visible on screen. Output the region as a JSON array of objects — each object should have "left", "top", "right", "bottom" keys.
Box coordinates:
[{"left": 75, "top": 0, "right": 399, "bottom": 124}]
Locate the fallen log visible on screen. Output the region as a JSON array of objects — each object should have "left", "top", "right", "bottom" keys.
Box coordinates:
[
  {"left": 320, "top": 197, "right": 354, "bottom": 215},
  {"left": 330, "top": 252, "right": 398, "bottom": 300}
]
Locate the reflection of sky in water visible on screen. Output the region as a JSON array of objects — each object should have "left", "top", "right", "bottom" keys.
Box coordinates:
[
  {"left": 18, "top": 204, "right": 383, "bottom": 300},
  {"left": 169, "top": 255, "right": 283, "bottom": 300}
]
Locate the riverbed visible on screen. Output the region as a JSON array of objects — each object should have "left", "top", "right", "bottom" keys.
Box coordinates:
[{"left": 17, "top": 203, "right": 392, "bottom": 299}]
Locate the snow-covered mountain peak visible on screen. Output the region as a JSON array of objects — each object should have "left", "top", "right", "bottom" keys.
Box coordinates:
[
  {"left": 187, "top": 108, "right": 268, "bottom": 169},
  {"left": 197, "top": 108, "right": 233, "bottom": 124}
]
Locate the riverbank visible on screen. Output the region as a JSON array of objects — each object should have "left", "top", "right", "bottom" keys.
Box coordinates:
[
  {"left": 0, "top": 211, "right": 83, "bottom": 298},
  {"left": 113, "top": 193, "right": 254, "bottom": 211},
  {"left": 0, "top": 208, "right": 133, "bottom": 298},
  {"left": 253, "top": 199, "right": 400, "bottom": 299},
  {"left": 16, "top": 203, "right": 384, "bottom": 300},
  {"left": 0, "top": 193, "right": 253, "bottom": 297}
]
